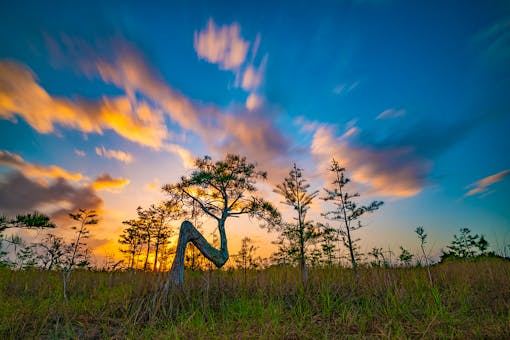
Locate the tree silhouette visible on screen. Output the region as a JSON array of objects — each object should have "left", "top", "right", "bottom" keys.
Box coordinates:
[
  {"left": 163, "top": 154, "right": 279, "bottom": 288},
  {"left": 322, "top": 159, "right": 383, "bottom": 277},
  {"left": 273, "top": 163, "right": 318, "bottom": 285}
]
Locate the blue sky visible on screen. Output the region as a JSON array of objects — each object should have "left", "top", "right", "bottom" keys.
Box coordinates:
[{"left": 0, "top": 0, "right": 509, "bottom": 259}]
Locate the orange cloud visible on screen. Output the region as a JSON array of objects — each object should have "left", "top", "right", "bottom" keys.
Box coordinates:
[
  {"left": 465, "top": 169, "right": 510, "bottom": 197},
  {"left": 95, "top": 145, "right": 133, "bottom": 163},
  {"left": 92, "top": 173, "right": 130, "bottom": 192},
  {"left": 0, "top": 61, "right": 168, "bottom": 149},
  {"left": 310, "top": 125, "right": 430, "bottom": 198},
  {"left": 0, "top": 150, "right": 83, "bottom": 182},
  {"left": 194, "top": 19, "right": 249, "bottom": 70}
]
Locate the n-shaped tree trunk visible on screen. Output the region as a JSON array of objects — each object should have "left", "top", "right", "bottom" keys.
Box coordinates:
[{"left": 166, "top": 220, "right": 229, "bottom": 289}]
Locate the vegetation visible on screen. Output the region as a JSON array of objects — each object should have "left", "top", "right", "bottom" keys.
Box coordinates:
[
  {"left": 322, "top": 159, "right": 383, "bottom": 276},
  {"left": 272, "top": 163, "right": 319, "bottom": 285},
  {"left": 0, "top": 259, "right": 508, "bottom": 338}
]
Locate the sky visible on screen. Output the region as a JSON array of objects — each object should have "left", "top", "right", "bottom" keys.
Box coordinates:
[{"left": 0, "top": 0, "right": 509, "bottom": 263}]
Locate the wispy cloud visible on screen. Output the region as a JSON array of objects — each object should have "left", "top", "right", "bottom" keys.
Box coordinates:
[
  {"left": 95, "top": 146, "right": 133, "bottom": 163},
  {"left": 0, "top": 150, "right": 83, "bottom": 182},
  {"left": 473, "top": 19, "right": 510, "bottom": 64},
  {"left": 74, "top": 149, "right": 86, "bottom": 157},
  {"left": 194, "top": 19, "right": 249, "bottom": 70},
  {"left": 376, "top": 108, "right": 406, "bottom": 120},
  {"left": 332, "top": 81, "right": 360, "bottom": 95},
  {"left": 0, "top": 61, "right": 169, "bottom": 149},
  {"left": 92, "top": 173, "right": 130, "bottom": 192},
  {"left": 310, "top": 124, "right": 430, "bottom": 198},
  {"left": 465, "top": 169, "right": 510, "bottom": 197},
  {"left": 144, "top": 178, "right": 160, "bottom": 192}
]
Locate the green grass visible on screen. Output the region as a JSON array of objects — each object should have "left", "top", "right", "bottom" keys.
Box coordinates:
[{"left": 1, "top": 259, "right": 509, "bottom": 339}]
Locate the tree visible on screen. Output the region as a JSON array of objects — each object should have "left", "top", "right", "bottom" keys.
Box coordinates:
[
  {"left": 398, "top": 246, "right": 414, "bottom": 267},
  {"left": 163, "top": 154, "right": 279, "bottom": 288},
  {"left": 0, "top": 211, "right": 55, "bottom": 232},
  {"left": 0, "top": 212, "right": 55, "bottom": 269},
  {"left": 273, "top": 163, "right": 319, "bottom": 285},
  {"left": 234, "top": 237, "right": 259, "bottom": 285},
  {"left": 368, "top": 247, "right": 387, "bottom": 267},
  {"left": 317, "top": 222, "right": 338, "bottom": 266},
  {"left": 62, "top": 209, "right": 98, "bottom": 299},
  {"left": 118, "top": 223, "right": 143, "bottom": 270},
  {"left": 36, "top": 234, "right": 66, "bottom": 270},
  {"left": 415, "top": 226, "right": 433, "bottom": 286},
  {"left": 442, "top": 228, "right": 489, "bottom": 260},
  {"left": 322, "top": 159, "right": 383, "bottom": 277}
]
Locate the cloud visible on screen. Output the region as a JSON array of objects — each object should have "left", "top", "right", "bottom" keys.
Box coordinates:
[
  {"left": 144, "top": 178, "right": 160, "bottom": 192},
  {"left": 0, "top": 150, "right": 83, "bottom": 182},
  {"left": 465, "top": 169, "right": 510, "bottom": 197},
  {"left": 473, "top": 19, "right": 510, "bottom": 64},
  {"left": 92, "top": 173, "right": 130, "bottom": 192},
  {"left": 44, "top": 37, "right": 290, "bottom": 174},
  {"left": 0, "top": 171, "right": 102, "bottom": 218},
  {"left": 74, "top": 149, "right": 86, "bottom": 157},
  {"left": 332, "top": 81, "right": 360, "bottom": 95},
  {"left": 161, "top": 144, "right": 195, "bottom": 168},
  {"left": 310, "top": 125, "right": 430, "bottom": 198},
  {"left": 241, "top": 55, "right": 267, "bottom": 91},
  {"left": 95, "top": 145, "right": 133, "bottom": 163},
  {"left": 194, "top": 19, "right": 249, "bottom": 70},
  {"left": 81, "top": 39, "right": 289, "bottom": 170},
  {"left": 246, "top": 93, "right": 263, "bottom": 111},
  {"left": 376, "top": 108, "right": 406, "bottom": 120},
  {"left": 0, "top": 60, "right": 169, "bottom": 148}
]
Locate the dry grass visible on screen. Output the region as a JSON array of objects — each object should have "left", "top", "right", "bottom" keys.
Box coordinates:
[{"left": 1, "top": 258, "right": 509, "bottom": 339}]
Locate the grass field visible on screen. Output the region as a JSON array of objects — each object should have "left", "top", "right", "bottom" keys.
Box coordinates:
[{"left": 1, "top": 258, "right": 509, "bottom": 339}]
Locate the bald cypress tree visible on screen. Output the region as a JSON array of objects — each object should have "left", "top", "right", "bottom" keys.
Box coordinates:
[
  {"left": 322, "top": 159, "right": 383, "bottom": 277},
  {"left": 163, "top": 154, "right": 279, "bottom": 288},
  {"left": 273, "top": 163, "right": 319, "bottom": 285}
]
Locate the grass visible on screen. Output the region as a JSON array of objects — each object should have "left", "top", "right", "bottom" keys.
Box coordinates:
[{"left": 1, "top": 258, "right": 509, "bottom": 339}]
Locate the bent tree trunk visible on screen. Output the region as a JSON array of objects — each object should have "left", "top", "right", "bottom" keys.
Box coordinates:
[{"left": 166, "top": 220, "right": 229, "bottom": 289}]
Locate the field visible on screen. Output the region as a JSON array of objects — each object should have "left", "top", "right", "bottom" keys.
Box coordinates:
[{"left": 1, "top": 258, "right": 509, "bottom": 339}]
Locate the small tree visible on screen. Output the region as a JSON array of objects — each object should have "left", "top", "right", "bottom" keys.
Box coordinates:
[
  {"left": 273, "top": 163, "right": 319, "bottom": 285},
  {"left": 163, "top": 154, "right": 279, "bottom": 288},
  {"left": 317, "top": 222, "right": 338, "bottom": 266},
  {"left": 62, "top": 209, "right": 98, "bottom": 299},
  {"left": 234, "top": 237, "right": 259, "bottom": 285},
  {"left": 118, "top": 224, "right": 143, "bottom": 270},
  {"left": 398, "top": 246, "right": 414, "bottom": 267},
  {"left": 415, "top": 226, "right": 433, "bottom": 286},
  {"left": 444, "top": 228, "right": 477, "bottom": 258},
  {"left": 322, "top": 159, "right": 383, "bottom": 277},
  {"left": 368, "top": 247, "right": 387, "bottom": 267}
]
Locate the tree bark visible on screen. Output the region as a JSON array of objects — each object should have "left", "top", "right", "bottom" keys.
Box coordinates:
[{"left": 166, "top": 220, "right": 228, "bottom": 289}]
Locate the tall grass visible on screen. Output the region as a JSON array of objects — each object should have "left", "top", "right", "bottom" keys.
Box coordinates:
[{"left": 1, "top": 258, "right": 509, "bottom": 338}]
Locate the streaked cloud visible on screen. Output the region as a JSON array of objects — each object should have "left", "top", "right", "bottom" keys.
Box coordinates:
[
  {"left": 92, "top": 173, "right": 130, "bottom": 192},
  {"left": 310, "top": 125, "right": 430, "bottom": 198},
  {"left": 0, "top": 150, "right": 83, "bottom": 182},
  {"left": 332, "top": 81, "right": 360, "bottom": 95},
  {"left": 473, "top": 18, "right": 510, "bottom": 64},
  {"left": 95, "top": 145, "right": 133, "bottom": 163},
  {"left": 74, "top": 149, "right": 86, "bottom": 157},
  {"left": 194, "top": 19, "right": 249, "bottom": 70},
  {"left": 465, "top": 169, "right": 510, "bottom": 197},
  {"left": 0, "top": 61, "right": 169, "bottom": 149},
  {"left": 246, "top": 93, "right": 263, "bottom": 111},
  {"left": 376, "top": 108, "right": 406, "bottom": 120},
  {"left": 242, "top": 55, "right": 267, "bottom": 91}
]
